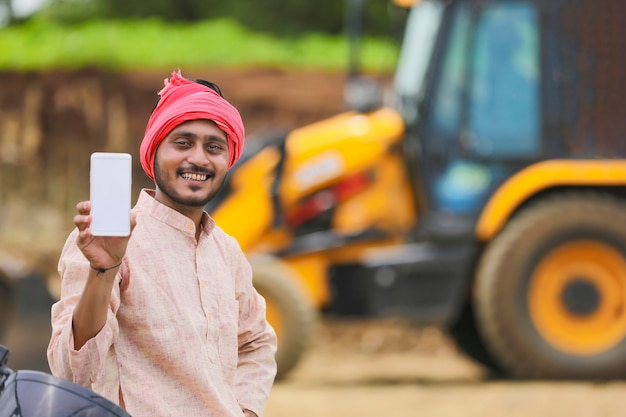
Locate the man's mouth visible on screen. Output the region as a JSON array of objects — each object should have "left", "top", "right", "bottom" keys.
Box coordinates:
[{"left": 181, "top": 172, "right": 210, "bottom": 182}]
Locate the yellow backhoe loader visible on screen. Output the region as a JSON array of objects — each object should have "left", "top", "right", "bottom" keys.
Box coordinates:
[{"left": 210, "top": 0, "right": 626, "bottom": 380}]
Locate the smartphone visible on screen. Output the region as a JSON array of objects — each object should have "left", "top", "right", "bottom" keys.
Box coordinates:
[{"left": 90, "top": 152, "right": 132, "bottom": 236}]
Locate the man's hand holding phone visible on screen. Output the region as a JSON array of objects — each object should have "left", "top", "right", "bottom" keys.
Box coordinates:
[{"left": 75, "top": 152, "right": 136, "bottom": 274}]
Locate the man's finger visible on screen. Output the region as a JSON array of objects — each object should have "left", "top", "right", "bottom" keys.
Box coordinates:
[
  {"left": 73, "top": 214, "right": 91, "bottom": 230},
  {"left": 76, "top": 201, "right": 91, "bottom": 215}
]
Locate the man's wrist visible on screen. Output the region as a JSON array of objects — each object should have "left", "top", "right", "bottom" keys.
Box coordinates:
[{"left": 89, "top": 261, "right": 122, "bottom": 275}]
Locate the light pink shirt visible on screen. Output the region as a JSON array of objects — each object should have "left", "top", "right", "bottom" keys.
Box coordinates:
[{"left": 48, "top": 189, "right": 277, "bottom": 417}]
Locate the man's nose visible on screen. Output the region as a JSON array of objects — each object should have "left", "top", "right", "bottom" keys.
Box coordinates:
[{"left": 187, "top": 144, "right": 210, "bottom": 165}]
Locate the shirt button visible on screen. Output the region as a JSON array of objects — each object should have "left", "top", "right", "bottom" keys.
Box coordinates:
[
  {"left": 187, "top": 224, "right": 194, "bottom": 231},
  {"left": 206, "top": 314, "right": 212, "bottom": 320},
  {"left": 200, "top": 282, "right": 206, "bottom": 288}
]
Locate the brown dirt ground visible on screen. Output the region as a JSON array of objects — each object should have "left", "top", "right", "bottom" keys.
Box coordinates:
[{"left": 266, "top": 317, "right": 624, "bottom": 417}]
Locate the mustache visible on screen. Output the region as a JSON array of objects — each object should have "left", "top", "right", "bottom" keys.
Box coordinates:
[{"left": 177, "top": 165, "right": 215, "bottom": 177}]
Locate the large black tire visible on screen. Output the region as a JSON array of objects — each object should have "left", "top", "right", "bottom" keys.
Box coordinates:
[
  {"left": 0, "top": 271, "right": 14, "bottom": 342},
  {"left": 474, "top": 193, "right": 626, "bottom": 379},
  {"left": 250, "top": 256, "right": 317, "bottom": 380},
  {"left": 447, "top": 301, "right": 504, "bottom": 378}
]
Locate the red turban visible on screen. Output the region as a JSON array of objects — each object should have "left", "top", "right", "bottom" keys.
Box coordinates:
[{"left": 140, "top": 71, "right": 245, "bottom": 181}]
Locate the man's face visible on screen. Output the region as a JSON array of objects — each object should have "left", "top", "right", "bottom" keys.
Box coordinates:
[{"left": 153, "top": 119, "right": 229, "bottom": 212}]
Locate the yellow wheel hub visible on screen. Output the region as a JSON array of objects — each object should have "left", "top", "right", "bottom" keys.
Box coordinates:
[{"left": 528, "top": 240, "right": 626, "bottom": 355}]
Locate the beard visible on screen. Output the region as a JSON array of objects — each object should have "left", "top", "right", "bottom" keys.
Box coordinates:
[{"left": 154, "top": 159, "right": 226, "bottom": 208}]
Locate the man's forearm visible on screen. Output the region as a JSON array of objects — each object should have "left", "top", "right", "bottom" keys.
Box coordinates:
[{"left": 71, "top": 266, "right": 119, "bottom": 349}]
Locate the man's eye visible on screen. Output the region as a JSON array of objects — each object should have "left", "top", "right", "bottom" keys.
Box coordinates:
[
  {"left": 175, "top": 140, "right": 191, "bottom": 146},
  {"left": 207, "top": 144, "right": 223, "bottom": 151}
]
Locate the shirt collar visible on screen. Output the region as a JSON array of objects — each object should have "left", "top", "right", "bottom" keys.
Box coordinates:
[{"left": 136, "top": 189, "right": 214, "bottom": 236}]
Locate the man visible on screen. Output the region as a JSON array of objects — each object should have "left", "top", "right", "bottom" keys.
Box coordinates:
[{"left": 47, "top": 71, "right": 278, "bottom": 417}]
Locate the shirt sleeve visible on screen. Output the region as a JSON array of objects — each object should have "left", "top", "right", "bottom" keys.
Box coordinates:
[
  {"left": 231, "top": 242, "right": 278, "bottom": 417},
  {"left": 46, "top": 229, "right": 123, "bottom": 390}
]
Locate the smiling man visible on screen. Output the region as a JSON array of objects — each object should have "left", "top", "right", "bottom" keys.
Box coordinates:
[
  {"left": 152, "top": 119, "right": 230, "bottom": 231},
  {"left": 47, "top": 71, "right": 278, "bottom": 417}
]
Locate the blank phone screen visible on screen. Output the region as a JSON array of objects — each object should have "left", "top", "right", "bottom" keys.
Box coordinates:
[{"left": 90, "top": 153, "right": 132, "bottom": 236}]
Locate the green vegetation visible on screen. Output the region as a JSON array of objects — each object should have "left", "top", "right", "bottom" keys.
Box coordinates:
[{"left": 0, "top": 18, "right": 399, "bottom": 72}]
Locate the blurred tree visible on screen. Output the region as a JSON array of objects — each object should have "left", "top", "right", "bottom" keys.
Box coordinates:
[
  {"left": 0, "top": 0, "right": 12, "bottom": 25},
  {"left": 37, "top": 0, "right": 400, "bottom": 37},
  {"left": 33, "top": 0, "right": 102, "bottom": 23},
  {"left": 94, "top": 0, "right": 222, "bottom": 22}
]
